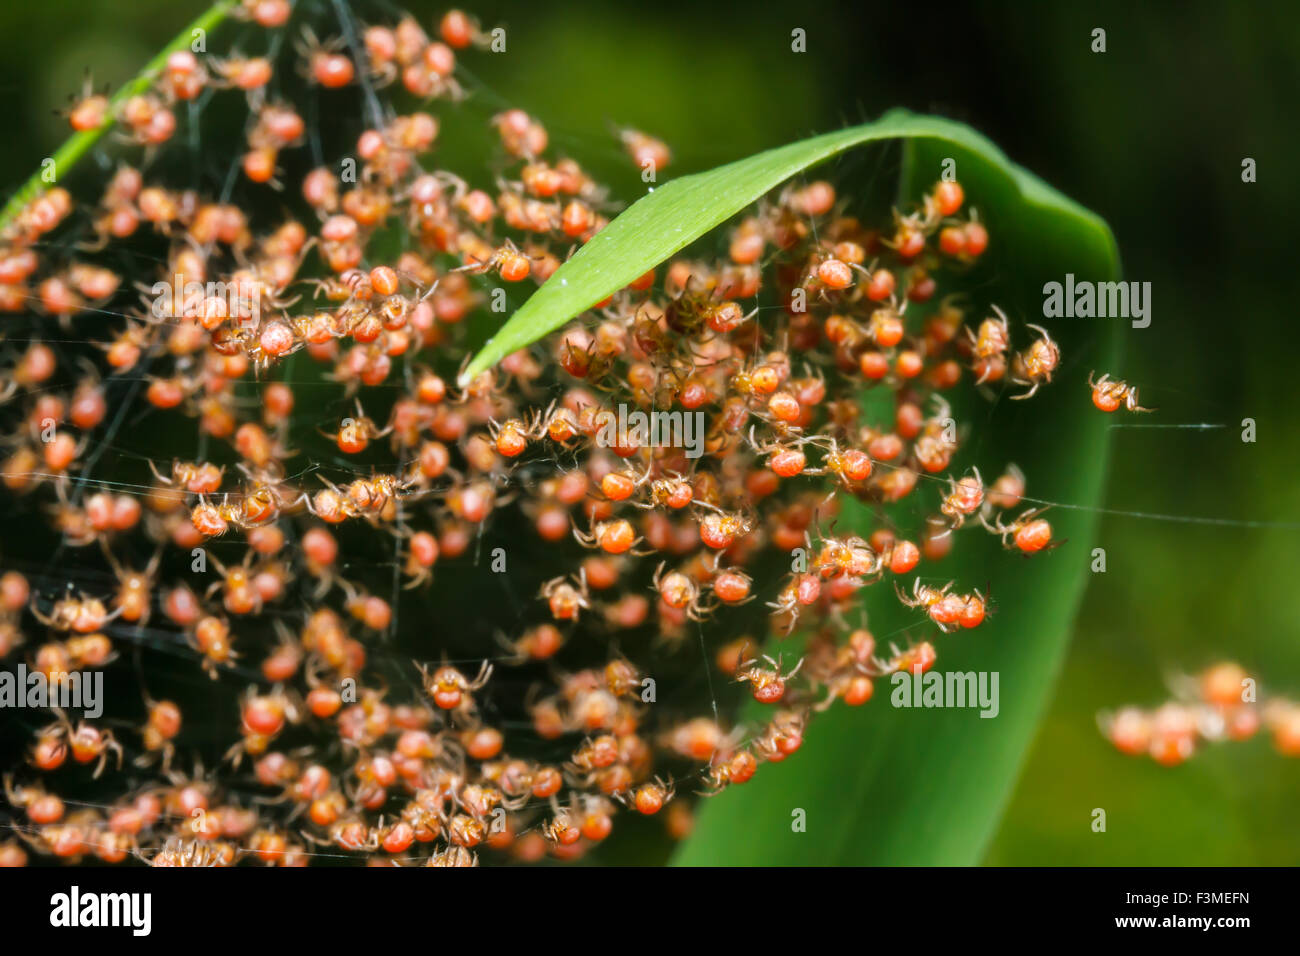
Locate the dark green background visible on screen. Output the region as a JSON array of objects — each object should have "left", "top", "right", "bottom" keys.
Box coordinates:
[{"left": 0, "top": 0, "right": 1295, "bottom": 864}]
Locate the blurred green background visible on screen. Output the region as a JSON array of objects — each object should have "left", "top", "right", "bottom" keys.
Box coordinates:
[{"left": 0, "top": 0, "right": 1296, "bottom": 864}]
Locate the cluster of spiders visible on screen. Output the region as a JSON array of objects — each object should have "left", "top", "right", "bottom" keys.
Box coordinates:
[
  {"left": 1100, "top": 662, "right": 1300, "bottom": 766},
  {"left": 0, "top": 1, "right": 1146, "bottom": 867}
]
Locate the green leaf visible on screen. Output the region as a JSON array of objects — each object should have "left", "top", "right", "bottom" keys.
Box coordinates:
[
  {"left": 462, "top": 109, "right": 1107, "bottom": 385},
  {"left": 669, "top": 115, "right": 1121, "bottom": 865}
]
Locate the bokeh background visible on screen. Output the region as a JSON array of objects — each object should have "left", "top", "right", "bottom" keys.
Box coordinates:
[{"left": 0, "top": 0, "right": 1295, "bottom": 864}]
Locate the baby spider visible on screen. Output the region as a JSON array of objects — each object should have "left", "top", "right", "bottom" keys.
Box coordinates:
[
  {"left": 894, "top": 577, "right": 985, "bottom": 632},
  {"left": 600, "top": 461, "right": 661, "bottom": 507},
  {"left": 1088, "top": 371, "right": 1153, "bottom": 413},
  {"left": 1008, "top": 324, "right": 1060, "bottom": 400},
  {"left": 3, "top": 776, "right": 65, "bottom": 825},
  {"left": 294, "top": 26, "right": 354, "bottom": 89},
  {"left": 802, "top": 250, "right": 868, "bottom": 295},
  {"left": 56, "top": 710, "right": 124, "bottom": 778},
  {"left": 707, "top": 556, "right": 756, "bottom": 606},
  {"left": 964, "top": 304, "right": 1011, "bottom": 384},
  {"left": 618, "top": 127, "right": 671, "bottom": 174},
  {"left": 539, "top": 570, "right": 590, "bottom": 622},
  {"left": 300, "top": 479, "right": 363, "bottom": 525},
  {"left": 488, "top": 407, "right": 547, "bottom": 458},
  {"left": 617, "top": 775, "right": 676, "bottom": 816},
  {"left": 940, "top": 468, "right": 985, "bottom": 528},
  {"left": 304, "top": 817, "right": 379, "bottom": 853},
  {"left": 700, "top": 748, "right": 760, "bottom": 796},
  {"left": 735, "top": 654, "right": 804, "bottom": 704},
  {"left": 541, "top": 807, "right": 582, "bottom": 847},
  {"left": 640, "top": 470, "right": 695, "bottom": 510},
  {"left": 31, "top": 709, "right": 123, "bottom": 778},
  {"left": 31, "top": 587, "right": 120, "bottom": 633},
  {"left": 148, "top": 459, "right": 224, "bottom": 494},
  {"left": 748, "top": 426, "right": 806, "bottom": 478},
  {"left": 810, "top": 533, "right": 879, "bottom": 580},
  {"left": 208, "top": 52, "right": 274, "bottom": 98},
  {"left": 63, "top": 73, "right": 111, "bottom": 132},
  {"left": 766, "top": 573, "right": 823, "bottom": 633},
  {"left": 984, "top": 463, "right": 1026, "bottom": 512},
  {"left": 980, "top": 506, "right": 1057, "bottom": 554},
  {"left": 805, "top": 435, "right": 873, "bottom": 487},
  {"left": 543, "top": 404, "right": 584, "bottom": 446},
  {"left": 753, "top": 709, "right": 808, "bottom": 761},
  {"left": 454, "top": 237, "right": 532, "bottom": 282},
  {"left": 572, "top": 517, "right": 644, "bottom": 555},
  {"left": 138, "top": 697, "right": 182, "bottom": 771},
  {"left": 727, "top": 356, "right": 784, "bottom": 398},
  {"left": 567, "top": 734, "right": 622, "bottom": 777},
  {"left": 320, "top": 400, "right": 392, "bottom": 455},
  {"left": 415, "top": 659, "right": 494, "bottom": 711},
  {"left": 103, "top": 541, "right": 162, "bottom": 625},
  {"left": 205, "top": 550, "right": 262, "bottom": 616},
  {"left": 879, "top": 641, "right": 938, "bottom": 677},
  {"left": 652, "top": 561, "right": 714, "bottom": 622},
  {"left": 344, "top": 473, "right": 406, "bottom": 518},
  {"left": 895, "top": 577, "right": 958, "bottom": 629}
]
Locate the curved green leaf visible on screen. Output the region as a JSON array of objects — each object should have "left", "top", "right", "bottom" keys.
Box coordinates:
[
  {"left": 461, "top": 109, "right": 1107, "bottom": 385},
  {"left": 669, "top": 117, "right": 1121, "bottom": 865}
]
